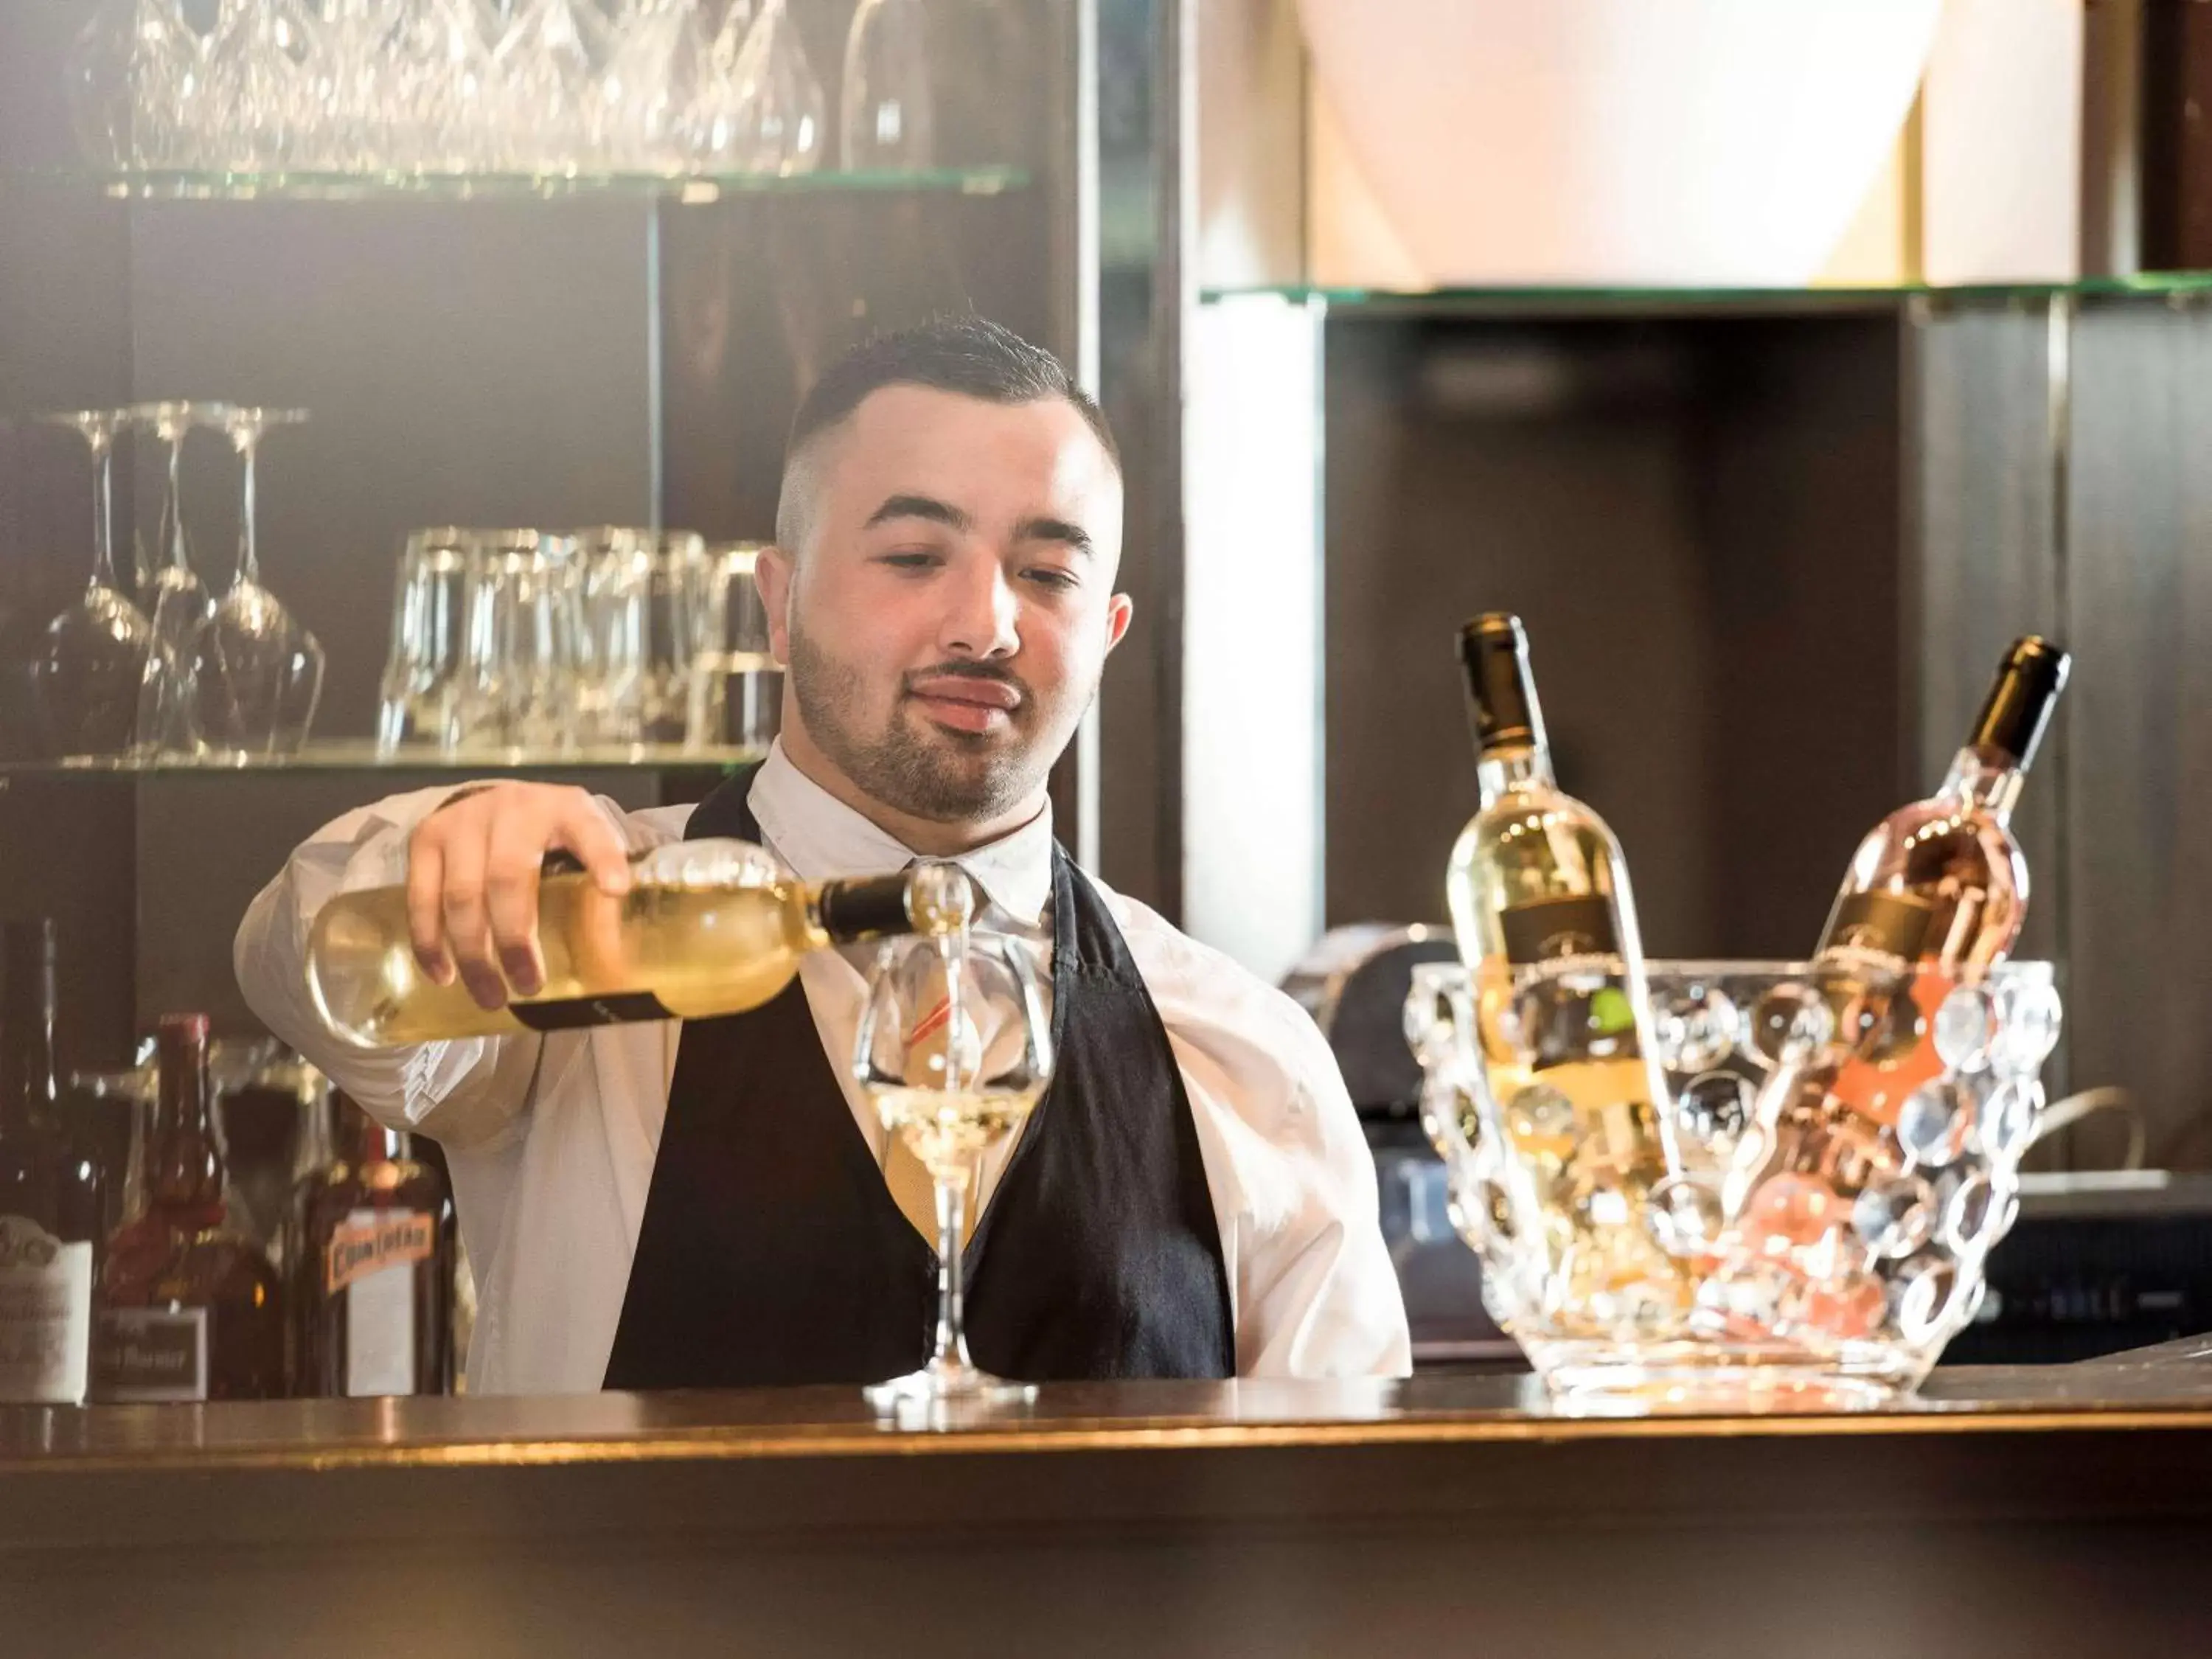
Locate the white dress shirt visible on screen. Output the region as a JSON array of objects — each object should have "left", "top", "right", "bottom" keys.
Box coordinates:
[{"left": 234, "top": 743, "right": 1411, "bottom": 1393}]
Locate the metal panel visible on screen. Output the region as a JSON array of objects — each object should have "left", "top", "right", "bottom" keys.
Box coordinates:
[
  {"left": 1900, "top": 296, "right": 2067, "bottom": 985},
  {"left": 1093, "top": 0, "right": 1189, "bottom": 917},
  {"left": 2064, "top": 293, "right": 2212, "bottom": 1167}
]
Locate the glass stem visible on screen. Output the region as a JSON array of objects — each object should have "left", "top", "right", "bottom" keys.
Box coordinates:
[
  {"left": 236, "top": 437, "right": 260, "bottom": 588},
  {"left": 91, "top": 438, "right": 119, "bottom": 592},
  {"left": 164, "top": 434, "right": 189, "bottom": 572},
  {"left": 930, "top": 1171, "right": 969, "bottom": 1370}
]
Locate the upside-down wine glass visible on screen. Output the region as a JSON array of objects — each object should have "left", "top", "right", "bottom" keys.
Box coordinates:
[
  {"left": 191, "top": 407, "right": 324, "bottom": 759},
  {"left": 854, "top": 914, "right": 1053, "bottom": 1410},
  {"left": 839, "top": 0, "right": 933, "bottom": 171},
  {"left": 129, "top": 400, "right": 231, "bottom": 758},
  {"left": 34, "top": 411, "right": 154, "bottom": 759}
]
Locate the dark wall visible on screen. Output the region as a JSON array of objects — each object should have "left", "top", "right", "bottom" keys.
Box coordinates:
[{"left": 1324, "top": 310, "right": 1906, "bottom": 960}]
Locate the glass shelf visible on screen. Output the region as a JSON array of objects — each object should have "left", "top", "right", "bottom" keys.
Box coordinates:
[
  {"left": 3, "top": 164, "right": 1029, "bottom": 205},
  {"left": 1200, "top": 272, "right": 2212, "bottom": 317},
  {"left": 0, "top": 740, "right": 764, "bottom": 780}
]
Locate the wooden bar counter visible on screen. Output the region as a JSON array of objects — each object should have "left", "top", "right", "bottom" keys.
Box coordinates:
[{"left": 5, "top": 1366, "right": 2212, "bottom": 1657}]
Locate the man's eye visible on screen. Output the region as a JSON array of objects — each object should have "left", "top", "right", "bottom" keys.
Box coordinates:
[
  {"left": 879, "top": 552, "right": 942, "bottom": 571},
  {"left": 1024, "top": 568, "right": 1079, "bottom": 592}
]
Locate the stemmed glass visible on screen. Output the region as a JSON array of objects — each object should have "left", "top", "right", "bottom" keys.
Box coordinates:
[
  {"left": 191, "top": 408, "right": 324, "bottom": 760},
  {"left": 839, "top": 0, "right": 933, "bottom": 171},
  {"left": 204, "top": 0, "right": 325, "bottom": 173},
  {"left": 854, "top": 919, "right": 1054, "bottom": 1409},
  {"left": 33, "top": 412, "right": 154, "bottom": 759},
  {"left": 63, "top": 0, "right": 198, "bottom": 168},
  {"left": 317, "top": 0, "right": 404, "bottom": 172},
  {"left": 602, "top": 0, "right": 714, "bottom": 173},
  {"left": 129, "top": 400, "right": 231, "bottom": 758},
  {"left": 490, "top": 0, "right": 611, "bottom": 173},
  {"left": 386, "top": 0, "right": 498, "bottom": 173},
  {"left": 698, "top": 0, "right": 821, "bottom": 175}
]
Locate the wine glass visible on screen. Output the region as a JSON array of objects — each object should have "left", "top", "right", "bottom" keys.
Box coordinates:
[
  {"left": 490, "top": 0, "right": 611, "bottom": 173},
  {"left": 839, "top": 0, "right": 933, "bottom": 172},
  {"left": 317, "top": 0, "right": 405, "bottom": 171},
  {"left": 33, "top": 411, "right": 154, "bottom": 759},
  {"left": 128, "top": 400, "right": 232, "bottom": 759},
  {"left": 204, "top": 0, "right": 324, "bottom": 173},
  {"left": 854, "top": 918, "right": 1054, "bottom": 1409},
  {"left": 703, "top": 0, "right": 821, "bottom": 175},
  {"left": 64, "top": 0, "right": 197, "bottom": 169},
  {"left": 386, "top": 0, "right": 501, "bottom": 172},
  {"left": 599, "top": 0, "right": 711, "bottom": 172},
  {"left": 191, "top": 408, "right": 324, "bottom": 760}
]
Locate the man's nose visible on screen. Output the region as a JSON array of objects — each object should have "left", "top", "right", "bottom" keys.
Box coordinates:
[{"left": 939, "top": 557, "right": 1020, "bottom": 659}]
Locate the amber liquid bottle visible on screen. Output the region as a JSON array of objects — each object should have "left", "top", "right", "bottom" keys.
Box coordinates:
[
  {"left": 0, "top": 921, "right": 103, "bottom": 1404},
  {"left": 292, "top": 1101, "right": 455, "bottom": 1397},
  {"left": 94, "top": 1015, "right": 285, "bottom": 1402}
]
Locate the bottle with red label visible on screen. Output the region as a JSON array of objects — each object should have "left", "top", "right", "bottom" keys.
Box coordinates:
[
  {"left": 291, "top": 1097, "right": 454, "bottom": 1398},
  {"left": 94, "top": 1015, "right": 285, "bottom": 1402}
]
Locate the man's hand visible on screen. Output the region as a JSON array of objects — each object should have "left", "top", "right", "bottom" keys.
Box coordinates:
[{"left": 407, "top": 783, "right": 633, "bottom": 1010}]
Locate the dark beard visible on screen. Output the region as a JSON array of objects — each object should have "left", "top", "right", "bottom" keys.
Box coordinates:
[{"left": 786, "top": 622, "right": 1049, "bottom": 822}]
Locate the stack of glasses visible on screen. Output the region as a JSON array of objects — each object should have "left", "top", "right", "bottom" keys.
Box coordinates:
[
  {"left": 376, "top": 527, "right": 778, "bottom": 757},
  {"left": 66, "top": 0, "right": 936, "bottom": 178},
  {"left": 35, "top": 401, "right": 324, "bottom": 765}
]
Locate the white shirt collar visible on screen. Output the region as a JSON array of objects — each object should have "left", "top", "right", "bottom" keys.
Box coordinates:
[{"left": 745, "top": 740, "right": 1057, "bottom": 928}]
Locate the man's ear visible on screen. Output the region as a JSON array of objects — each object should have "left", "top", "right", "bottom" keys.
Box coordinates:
[
  {"left": 1104, "top": 592, "right": 1134, "bottom": 655},
  {"left": 755, "top": 546, "right": 796, "bottom": 666}
]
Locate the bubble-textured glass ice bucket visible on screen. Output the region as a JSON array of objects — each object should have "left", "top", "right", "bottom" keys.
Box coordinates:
[{"left": 1405, "top": 960, "right": 2061, "bottom": 1408}]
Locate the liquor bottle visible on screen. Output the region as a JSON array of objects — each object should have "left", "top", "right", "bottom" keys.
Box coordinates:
[
  {"left": 0, "top": 921, "right": 102, "bottom": 1405},
  {"left": 291, "top": 1100, "right": 454, "bottom": 1398},
  {"left": 307, "top": 842, "right": 972, "bottom": 1048},
  {"left": 1444, "top": 614, "right": 1678, "bottom": 1196},
  {"left": 94, "top": 1015, "right": 285, "bottom": 1402},
  {"left": 1810, "top": 636, "right": 2072, "bottom": 1124}
]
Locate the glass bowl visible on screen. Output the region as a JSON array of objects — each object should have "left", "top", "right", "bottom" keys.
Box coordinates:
[{"left": 1405, "top": 959, "right": 2061, "bottom": 1409}]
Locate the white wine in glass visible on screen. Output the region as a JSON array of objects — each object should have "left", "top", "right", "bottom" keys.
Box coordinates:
[{"left": 855, "top": 924, "right": 1053, "bottom": 1410}]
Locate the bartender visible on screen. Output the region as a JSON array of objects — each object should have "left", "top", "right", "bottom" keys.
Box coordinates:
[{"left": 237, "top": 316, "right": 1411, "bottom": 1394}]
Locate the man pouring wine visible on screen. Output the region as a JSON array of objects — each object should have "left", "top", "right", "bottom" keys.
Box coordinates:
[{"left": 237, "top": 316, "right": 1410, "bottom": 1394}]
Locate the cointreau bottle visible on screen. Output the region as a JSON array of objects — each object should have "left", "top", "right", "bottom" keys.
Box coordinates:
[
  {"left": 94, "top": 1015, "right": 285, "bottom": 1402},
  {"left": 292, "top": 1102, "right": 454, "bottom": 1397},
  {"left": 0, "top": 921, "right": 102, "bottom": 1404}
]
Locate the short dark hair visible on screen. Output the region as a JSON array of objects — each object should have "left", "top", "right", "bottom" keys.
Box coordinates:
[{"left": 785, "top": 315, "right": 1120, "bottom": 471}]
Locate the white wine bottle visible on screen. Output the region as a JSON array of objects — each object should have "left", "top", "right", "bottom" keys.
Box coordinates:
[
  {"left": 1444, "top": 615, "right": 1677, "bottom": 1194},
  {"left": 307, "top": 841, "right": 971, "bottom": 1048}
]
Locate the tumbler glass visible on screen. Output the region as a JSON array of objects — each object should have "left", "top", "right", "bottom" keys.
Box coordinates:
[
  {"left": 686, "top": 540, "right": 780, "bottom": 754},
  {"left": 377, "top": 528, "right": 473, "bottom": 754},
  {"left": 456, "top": 530, "right": 578, "bottom": 754}
]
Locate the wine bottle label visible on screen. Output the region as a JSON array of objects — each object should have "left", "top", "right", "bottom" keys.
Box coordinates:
[
  {"left": 1499, "top": 895, "right": 1621, "bottom": 967},
  {"left": 0, "top": 1217, "right": 92, "bottom": 1405},
  {"left": 1820, "top": 891, "right": 1935, "bottom": 970},
  {"left": 337, "top": 1208, "right": 421, "bottom": 1398},
  {"left": 511, "top": 990, "right": 677, "bottom": 1031},
  {"left": 92, "top": 1307, "right": 208, "bottom": 1403},
  {"left": 326, "top": 1210, "right": 436, "bottom": 1296}
]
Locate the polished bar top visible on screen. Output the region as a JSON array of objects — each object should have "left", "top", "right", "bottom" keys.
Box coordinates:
[{"left": 8, "top": 1361, "right": 2212, "bottom": 1473}]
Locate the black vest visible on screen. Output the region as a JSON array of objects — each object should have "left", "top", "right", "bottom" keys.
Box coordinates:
[{"left": 601, "top": 766, "right": 1235, "bottom": 1388}]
